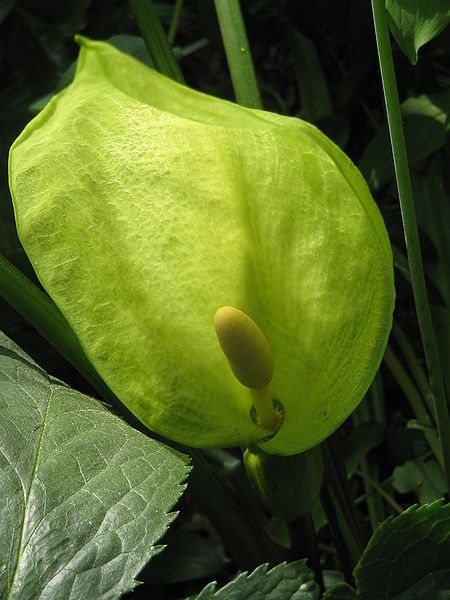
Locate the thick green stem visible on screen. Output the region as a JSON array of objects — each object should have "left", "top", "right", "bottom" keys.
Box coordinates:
[
  {"left": 128, "top": 0, "right": 185, "bottom": 82},
  {"left": 213, "top": 0, "right": 262, "bottom": 108},
  {"left": 371, "top": 0, "right": 450, "bottom": 494}
]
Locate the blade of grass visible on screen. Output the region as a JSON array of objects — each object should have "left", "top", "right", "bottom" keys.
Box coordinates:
[
  {"left": 322, "top": 439, "right": 365, "bottom": 567},
  {"left": 128, "top": 0, "right": 185, "bottom": 82},
  {"left": 168, "top": 0, "right": 184, "bottom": 46},
  {"left": 353, "top": 385, "right": 386, "bottom": 533},
  {"left": 371, "top": 0, "right": 450, "bottom": 495},
  {"left": 213, "top": 0, "right": 262, "bottom": 108},
  {"left": 354, "top": 469, "right": 403, "bottom": 514},
  {"left": 383, "top": 344, "right": 443, "bottom": 468},
  {"left": 393, "top": 321, "right": 435, "bottom": 416}
]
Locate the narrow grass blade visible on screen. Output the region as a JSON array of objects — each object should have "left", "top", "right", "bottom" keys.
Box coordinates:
[{"left": 371, "top": 0, "right": 450, "bottom": 494}]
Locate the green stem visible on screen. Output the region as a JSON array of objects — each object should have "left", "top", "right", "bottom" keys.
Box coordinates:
[
  {"left": 393, "top": 321, "right": 434, "bottom": 417},
  {"left": 213, "top": 0, "right": 262, "bottom": 108},
  {"left": 322, "top": 439, "right": 364, "bottom": 566},
  {"left": 168, "top": 0, "right": 184, "bottom": 46},
  {"left": 383, "top": 345, "right": 443, "bottom": 467},
  {"left": 353, "top": 391, "right": 385, "bottom": 532},
  {"left": 354, "top": 469, "right": 403, "bottom": 514},
  {"left": 319, "top": 487, "right": 354, "bottom": 583},
  {"left": 371, "top": 0, "right": 450, "bottom": 494},
  {"left": 128, "top": 0, "right": 185, "bottom": 83}
]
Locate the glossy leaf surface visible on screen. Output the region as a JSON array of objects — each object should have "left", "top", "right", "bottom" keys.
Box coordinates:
[
  {"left": 195, "top": 560, "right": 320, "bottom": 599},
  {"left": 9, "top": 38, "right": 394, "bottom": 454},
  {"left": 0, "top": 331, "right": 189, "bottom": 599},
  {"left": 326, "top": 501, "right": 450, "bottom": 598},
  {"left": 386, "top": 0, "right": 450, "bottom": 64}
]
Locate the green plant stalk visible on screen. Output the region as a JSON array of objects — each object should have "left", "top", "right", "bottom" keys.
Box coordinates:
[
  {"left": 353, "top": 393, "right": 385, "bottom": 532},
  {"left": 320, "top": 486, "right": 357, "bottom": 582},
  {"left": 393, "top": 321, "right": 434, "bottom": 416},
  {"left": 213, "top": 0, "right": 262, "bottom": 108},
  {"left": 354, "top": 474, "right": 394, "bottom": 507},
  {"left": 383, "top": 345, "right": 443, "bottom": 468},
  {"left": 371, "top": 0, "right": 450, "bottom": 494},
  {"left": 354, "top": 469, "right": 403, "bottom": 514},
  {"left": 322, "top": 439, "right": 364, "bottom": 565},
  {"left": 128, "top": 0, "right": 185, "bottom": 82},
  {"left": 168, "top": 0, "right": 184, "bottom": 45}
]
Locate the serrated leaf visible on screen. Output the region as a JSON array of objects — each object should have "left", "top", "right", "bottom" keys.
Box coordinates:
[
  {"left": 386, "top": 0, "right": 450, "bottom": 65},
  {"left": 9, "top": 38, "right": 394, "bottom": 456},
  {"left": 359, "top": 91, "right": 450, "bottom": 190},
  {"left": 323, "top": 582, "right": 358, "bottom": 599},
  {"left": 0, "top": 331, "right": 190, "bottom": 599},
  {"left": 356, "top": 501, "right": 450, "bottom": 598},
  {"left": 194, "top": 560, "right": 320, "bottom": 599},
  {"left": 325, "top": 502, "right": 450, "bottom": 598}
]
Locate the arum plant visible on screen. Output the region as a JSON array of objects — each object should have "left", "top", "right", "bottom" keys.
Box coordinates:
[{"left": 8, "top": 38, "right": 394, "bottom": 459}]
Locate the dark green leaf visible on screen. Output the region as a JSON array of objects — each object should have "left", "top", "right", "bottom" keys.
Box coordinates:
[
  {"left": 393, "top": 458, "right": 446, "bottom": 503},
  {"left": 0, "top": 331, "right": 190, "bottom": 599},
  {"left": 0, "top": 0, "right": 16, "bottom": 26},
  {"left": 194, "top": 561, "right": 320, "bottom": 599},
  {"left": 287, "top": 27, "right": 333, "bottom": 123},
  {"left": 355, "top": 501, "right": 450, "bottom": 598},
  {"left": 386, "top": 0, "right": 450, "bottom": 64},
  {"left": 359, "top": 91, "right": 450, "bottom": 190},
  {"left": 394, "top": 569, "right": 450, "bottom": 599},
  {"left": 413, "top": 155, "right": 450, "bottom": 305},
  {"left": 326, "top": 502, "right": 450, "bottom": 598},
  {"left": 323, "top": 582, "right": 358, "bottom": 599}
]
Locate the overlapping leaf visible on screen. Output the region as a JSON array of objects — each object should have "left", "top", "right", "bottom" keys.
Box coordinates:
[
  {"left": 195, "top": 560, "right": 320, "bottom": 599},
  {"left": 325, "top": 501, "right": 450, "bottom": 598},
  {"left": 0, "top": 331, "right": 190, "bottom": 599},
  {"left": 386, "top": 0, "right": 450, "bottom": 64}
]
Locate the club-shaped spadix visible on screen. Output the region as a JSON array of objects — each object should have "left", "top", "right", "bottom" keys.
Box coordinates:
[{"left": 8, "top": 37, "right": 395, "bottom": 455}]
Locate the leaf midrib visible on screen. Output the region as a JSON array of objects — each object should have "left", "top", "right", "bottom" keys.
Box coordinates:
[{"left": 6, "top": 384, "right": 54, "bottom": 599}]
